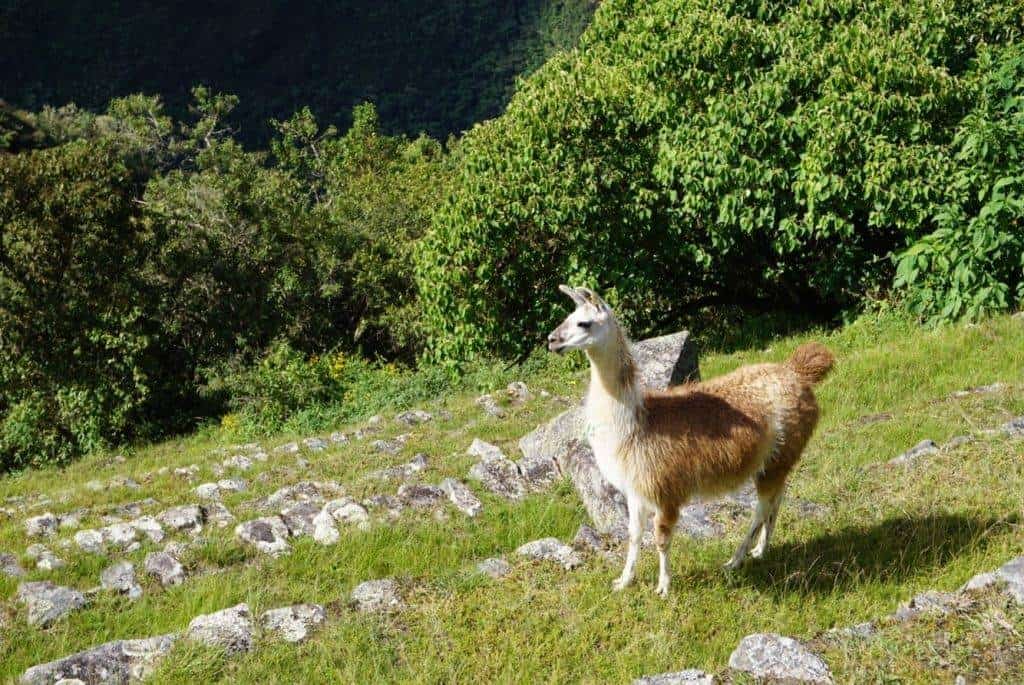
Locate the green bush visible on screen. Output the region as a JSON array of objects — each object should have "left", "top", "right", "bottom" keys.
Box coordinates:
[{"left": 416, "top": 0, "right": 1024, "bottom": 362}]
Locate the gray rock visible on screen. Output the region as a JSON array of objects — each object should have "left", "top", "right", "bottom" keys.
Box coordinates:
[
  {"left": 302, "top": 437, "right": 328, "bottom": 452},
  {"left": 311, "top": 498, "right": 370, "bottom": 545},
  {"left": 259, "top": 481, "right": 345, "bottom": 511},
  {"left": 943, "top": 435, "right": 975, "bottom": 452},
  {"left": 467, "top": 440, "right": 528, "bottom": 500},
  {"left": 397, "top": 483, "right": 446, "bottom": 508},
  {"left": 329, "top": 431, "right": 349, "bottom": 444},
  {"left": 100, "top": 523, "right": 138, "bottom": 549},
  {"left": 274, "top": 442, "right": 300, "bottom": 454},
  {"left": 961, "top": 556, "right": 1024, "bottom": 603},
  {"left": 144, "top": 551, "right": 186, "bottom": 587},
  {"left": 27, "top": 544, "right": 66, "bottom": 571},
  {"left": 130, "top": 516, "right": 165, "bottom": 543},
  {"left": 828, "top": 621, "right": 877, "bottom": 640},
  {"left": 506, "top": 381, "right": 531, "bottom": 403},
  {"left": 186, "top": 604, "right": 254, "bottom": 654},
  {"left": 172, "top": 465, "right": 200, "bottom": 480},
  {"left": 74, "top": 529, "right": 106, "bottom": 554},
  {"left": 633, "top": 669, "right": 715, "bottom": 685},
  {"left": 475, "top": 394, "right": 506, "bottom": 418},
  {"left": 223, "top": 454, "right": 254, "bottom": 470},
  {"left": 1, "top": 551, "right": 26, "bottom": 577},
  {"left": 235, "top": 517, "right": 291, "bottom": 556},
  {"left": 200, "top": 502, "right": 235, "bottom": 529},
  {"left": 371, "top": 453, "right": 428, "bottom": 481},
  {"left": 17, "top": 581, "right": 88, "bottom": 626},
  {"left": 58, "top": 510, "right": 84, "bottom": 530},
  {"left": 893, "top": 590, "right": 962, "bottom": 622},
  {"left": 395, "top": 409, "right": 433, "bottom": 426},
  {"left": 728, "top": 633, "right": 833, "bottom": 684},
  {"left": 572, "top": 525, "right": 608, "bottom": 554},
  {"left": 100, "top": 561, "right": 142, "bottom": 599},
  {"left": 516, "top": 537, "right": 584, "bottom": 570},
  {"left": 440, "top": 478, "right": 483, "bottom": 517},
  {"left": 280, "top": 501, "right": 321, "bottom": 537},
  {"left": 25, "top": 512, "right": 59, "bottom": 538},
  {"left": 260, "top": 604, "right": 327, "bottom": 643},
  {"left": 350, "top": 578, "right": 404, "bottom": 613},
  {"left": 109, "top": 476, "right": 141, "bottom": 490},
  {"left": 631, "top": 330, "right": 701, "bottom": 388},
  {"left": 371, "top": 436, "right": 408, "bottom": 456},
  {"left": 476, "top": 557, "right": 511, "bottom": 579},
  {"left": 556, "top": 434, "right": 629, "bottom": 536},
  {"left": 1001, "top": 417, "right": 1024, "bottom": 438},
  {"left": 951, "top": 382, "right": 1006, "bottom": 398},
  {"left": 362, "top": 494, "right": 405, "bottom": 519},
  {"left": 20, "top": 633, "right": 178, "bottom": 685},
  {"left": 194, "top": 483, "right": 221, "bottom": 500},
  {"left": 157, "top": 505, "right": 204, "bottom": 534},
  {"left": 888, "top": 439, "right": 939, "bottom": 466}
]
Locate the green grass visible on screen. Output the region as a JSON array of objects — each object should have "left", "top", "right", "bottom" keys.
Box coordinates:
[{"left": 1, "top": 311, "right": 1022, "bottom": 683}]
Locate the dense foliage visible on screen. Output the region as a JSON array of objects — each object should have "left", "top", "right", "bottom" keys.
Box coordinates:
[
  {"left": 0, "top": 0, "right": 594, "bottom": 144},
  {"left": 0, "top": 94, "right": 447, "bottom": 469},
  {"left": 418, "top": 0, "right": 1024, "bottom": 361}
]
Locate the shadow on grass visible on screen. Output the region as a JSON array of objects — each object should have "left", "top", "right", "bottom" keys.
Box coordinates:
[{"left": 698, "top": 513, "right": 1018, "bottom": 597}]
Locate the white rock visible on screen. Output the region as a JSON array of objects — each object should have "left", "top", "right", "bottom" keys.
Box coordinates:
[
  {"left": 100, "top": 522, "right": 138, "bottom": 548},
  {"left": 440, "top": 478, "right": 483, "bottom": 517},
  {"left": 75, "top": 529, "right": 106, "bottom": 554},
  {"left": 728, "top": 633, "right": 833, "bottom": 684},
  {"left": 235, "top": 517, "right": 291, "bottom": 556},
  {"left": 25, "top": 513, "right": 59, "bottom": 538},
  {"left": 260, "top": 603, "right": 327, "bottom": 643},
  {"left": 157, "top": 505, "right": 204, "bottom": 534},
  {"left": 516, "top": 538, "right": 584, "bottom": 570},
  {"left": 144, "top": 551, "right": 186, "bottom": 587},
  {"left": 476, "top": 557, "right": 511, "bottom": 579},
  {"left": 186, "top": 603, "right": 254, "bottom": 654},
  {"left": 17, "top": 581, "right": 87, "bottom": 626},
  {"left": 633, "top": 670, "right": 715, "bottom": 685},
  {"left": 350, "top": 579, "right": 403, "bottom": 613},
  {"left": 130, "top": 516, "right": 165, "bottom": 543}
]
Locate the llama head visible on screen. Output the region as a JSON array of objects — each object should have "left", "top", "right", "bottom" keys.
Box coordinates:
[{"left": 548, "top": 285, "right": 615, "bottom": 353}]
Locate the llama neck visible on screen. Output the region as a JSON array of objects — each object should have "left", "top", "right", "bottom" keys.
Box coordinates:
[{"left": 585, "top": 325, "right": 643, "bottom": 430}]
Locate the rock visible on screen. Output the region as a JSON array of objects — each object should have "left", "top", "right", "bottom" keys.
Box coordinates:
[
  {"left": 397, "top": 483, "right": 446, "bottom": 509},
  {"left": 100, "top": 522, "right": 138, "bottom": 549},
  {"left": 223, "top": 454, "right": 254, "bottom": 470},
  {"left": 280, "top": 501, "right": 321, "bottom": 536},
  {"left": 633, "top": 669, "right": 715, "bottom": 685},
  {"left": 85, "top": 480, "right": 106, "bottom": 492},
  {"left": 475, "top": 394, "right": 506, "bottom": 418},
  {"left": 17, "top": 581, "right": 88, "bottom": 626},
  {"left": 194, "top": 483, "right": 220, "bottom": 500},
  {"left": 476, "top": 557, "right": 511, "bottom": 579},
  {"left": 200, "top": 502, "right": 235, "bottom": 528},
  {"left": 943, "top": 435, "right": 975, "bottom": 451},
  {"left": 186, "top": 603, "right": 254, "bottom": 654},
  {"left": 362, "top": 494, "right": 405, "bottom": 520},
  {"left": 130, "top": 516, "right": 165, "bottom": 543},
  {"left": 395, "top": 409, "right": 433, "bottom": 426},
  {"left": 888, "top": 439, "right": 939, "bottom": 466},
  {"left": 728, "top": 633, "right": 833, "bottom": 684},
  {"left": 371, "top": 435, "right": 409, "bottom": 456},
  {"left": 1, "top": 551, "right": 26, "bottom": 577},
  {"left": 572, "top": 525, "right": 608, "bottom": 554},
  {"left": 235, "top": 517, "right": 291, "bottom": 556},
  {"left": 109, "top": 476, "right": 141, "bottom": 490},
  {"left": 632, "top": 330, "right": 701, "bottom": 388},
  {"left": 893, "top": 590, "right": 962, "bottom": 622},
  {"left": 274, "top": 441, "right": 301, "bottom": 454},
  {"left": 259, "top": 481, "right": 345, "bottom": 511},
  {"left": 163, "top": 540, "right": 190, "bottom": 558},
  {"left": 516, "top": 537, "right": 584, "bottom": 570},
  {"left": 467, "top": 440, "right": 528, "bottom": 500},
  {"left": 173, "top": 465, "right": 200, "bottom": 480},
  {"left": 440, "top": 478, "right": 483, "bottom": 517},
  {"left": 157, "top": 505, "right": 204, "bottom": 534},
  {"left": 1001, "top": 417, "right": 1024, "bottom": 438},
  {"left": 556, "top": 435, "right": 628, "bottom": 536},
  {"left": 144, "top": 551, "right": 186, "bottom": 587},
  {"left": 74, "top": 529, "right": 106, "bottom": 554},
  {"left": 58, "top": 510, "right": 84, "bottom": 530},
  {"left": 329, "top": 431, "right": 349, "bottom": 444},
  {"left": 260, "top": 604, "right": 327, "bottom": 643},
  {"left": 25, "top": 512, "right": 59, "bottom": 538},
  {"left": 20, "top": 634, "right": 178, "bottom": 685},
  {"left": 961, "top": 556, "right": 1024, "bottom": 603},
  {"left": 100, "top": 561, "right": 142, "bottom": 599},
  {"left": 350, "top": 578, "right": 404, "bottom": 613},
  {"left": 302, "top": 437, "right": 328, "bottom": 451},
  {"left": 312, "top": 498, "right": 371, "bottom": 544},
  {"left": 828, "top": 622, "right": 877, "bottom": 640},
  {"left": 27, "top": 544, "right": 66, "bottom": 571},
  {"left": 371, "top": 453, "right": 429, "bottom": 481},
  {"left": 507, "top": 381, "right": 531, "bottom": 403},
  {"left": 951, "top": 382, "right": 1006, "bottom": 398}
]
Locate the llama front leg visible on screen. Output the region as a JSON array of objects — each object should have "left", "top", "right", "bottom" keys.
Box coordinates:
[
  {"left": 653, "top": 508, "right": 679, "bottom": 598},
  {"left": 612, "top": 495, "right": 645, "bottom": 591}
]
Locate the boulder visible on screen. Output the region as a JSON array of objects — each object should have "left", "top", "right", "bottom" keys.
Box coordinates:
[
  {"left": 516, "top": 538, "right": 584, "bottom": 570},
  {"left": 476, "top": 557, "right": 511, "bottom": 579},
  {"left": 100, "top": 561, "right": 142, "bottom": 600},
  {"left": 633, "top": 670, "right": 715, "bottom": 685},
  {"left": 961, "top": 556, "right": 1024, "bottom": 603},
  {"left": 395, "top": 409, "right": 433, "bottom": 426},
  {"left": 144, "top": 551, "right": 186, "bottom": 587},
  {"left": 440, "top": 478, "right": 483, "bottom": 517},
  {"left": 235, "top": 517, "right": 291, "bottom": 557},
  {"left": 728, "top": 633, "right": 833, "bottom": 684},
  {"left": 17, "top": 581, "right": 87, "bottom": 626},
  {"left": 74, "top": 529, "right": 106, "bottom": 554},
  {"left": 27, "top": 544, "right": 66, "bottom": 571},
  {"left": 1, "top": 551, "right": 26, "bottom": 577},
  {"left": 186, "top": 604, "right": 254, "bottom": 654},
  {"left": 517, "top": 331, "right": 699, "bottom": 535},
  {"left": 302, "top": 437, "right": 328, "bottom": 451},
  {"left": 397, "top": 484, "right": 446, "bottom": 509},
  {"left": 260, "top": 604, "right": 327, "bottom": 643},
  {"left": 280, "top": 501, "right": 322, "bottom": 537},
  {"left": 467, "top": 440, "right": 528, "bottom": 500},
  {"left": 130, "top": 516, "right": 165, "bottom": 543},
  {"left": 200, "top": 502, "right": 235, "bottom": 529},
  {"left": 350, "top": 578, "right": 404, "bottom": 613},
  {"left": 157, "top": 505, "right": 204, "bottom": 534},
  {"left": 20, "top": 634, "right": 178, "bottom": 685},
  {"left": 25, "top": 512, "right": 59, "bottom": 538},
  {"left": 100, "top": 523, "right": 138, "bottom": 549}
]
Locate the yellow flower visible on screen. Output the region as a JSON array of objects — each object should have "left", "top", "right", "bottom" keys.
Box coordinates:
[
  {"left": 221, "top": 413, "right": 240, "bottom": 431},
  {"left": 329, "top": 352, "right": 347, "bottom": 380}
]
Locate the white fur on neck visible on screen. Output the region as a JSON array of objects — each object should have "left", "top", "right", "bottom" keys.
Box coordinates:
[{"left": 584, "top": 334, "right": 643, "bottom": 494}]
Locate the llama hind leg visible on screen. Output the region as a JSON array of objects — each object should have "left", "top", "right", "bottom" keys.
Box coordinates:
[
  {"left": 613, "top": 494, "right": 646, "bottom": 591},
  {"left": 724, "top": 499, "right": 766, "bottom": 571},
  {"left": 751, "top": 486, "right": 785, "bottom": 559},
  {"left": 654, "top": 507, "right": 679, "bottom": 598}
]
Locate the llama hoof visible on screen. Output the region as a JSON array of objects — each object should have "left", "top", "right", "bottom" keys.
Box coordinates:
[
  {"left": 655, "top": 581, "right": 670, "bottom": 598},
  {"left": 750, "top": 545, "right": 766, "bottom": 559},
  {"left": 612, "top": 576, "right": 632, "bottom": 592},
  {"left": 723, "top": 558, "right": 743, "bottom": 572}
]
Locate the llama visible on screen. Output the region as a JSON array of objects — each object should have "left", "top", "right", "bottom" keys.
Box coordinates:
[{"left": 547, "top": 285, "right": 833, "bottom": 597}]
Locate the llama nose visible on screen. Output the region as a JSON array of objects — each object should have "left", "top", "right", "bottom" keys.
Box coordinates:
[{"left": 548, "top": 333, "right": 560, "bottom": 343}]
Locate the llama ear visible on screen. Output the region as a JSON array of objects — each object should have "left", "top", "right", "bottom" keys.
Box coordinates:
[
  {"left": 558, "top": 284, "right": 587, "bottom": 306},
  {"left": 576, "top": 287, "right": 609, "bottom": 312}
]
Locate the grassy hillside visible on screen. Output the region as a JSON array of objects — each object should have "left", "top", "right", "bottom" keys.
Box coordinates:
[
  {"left": 0, "top": 0, "right": 594, "bottom": 144},
  {"left": 1, "top": 311, "right": 1022, "bottom": 682}
]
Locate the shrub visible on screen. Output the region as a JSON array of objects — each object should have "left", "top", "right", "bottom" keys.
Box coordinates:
[{"left": 416, "top": 0, "right": 1024, "bottom": 362}]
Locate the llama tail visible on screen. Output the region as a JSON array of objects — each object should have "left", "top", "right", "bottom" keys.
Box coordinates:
[{"left": 787, "top": 342, "right": 834, "bottom": 386}]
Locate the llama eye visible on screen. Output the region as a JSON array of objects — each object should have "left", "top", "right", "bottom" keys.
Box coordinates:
[{"left": 578, "top": 321, "right": 592, "bottom": 329}]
